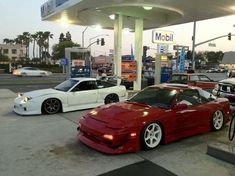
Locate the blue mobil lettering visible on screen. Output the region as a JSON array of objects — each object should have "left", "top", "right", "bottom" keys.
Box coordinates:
[{"left": 155, "top": 32, "right": 173, "bottom": 42}]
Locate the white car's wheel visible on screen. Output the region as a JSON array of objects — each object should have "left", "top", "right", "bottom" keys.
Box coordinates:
[
  {"left": 40, "top": 72, "right": 46, "bottom": 76},
  {"left": 141, "top": 122, "right": 162, "bottom": 150},
  {"left": 21, "top": 73, "right": 27, "bottom": 77},
  {"left": 42, "top": 98, "right": 61, "bottom": 114},
  {"left": 104, "top": 94, "right": 119, "bottom": 104},
  {"left": 212, "top": 110, "right": 224, "bottom": 131}
]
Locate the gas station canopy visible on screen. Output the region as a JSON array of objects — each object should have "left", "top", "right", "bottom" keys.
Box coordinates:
[{"left": 41, "top": 0, "right": 235, "bottom": 30}]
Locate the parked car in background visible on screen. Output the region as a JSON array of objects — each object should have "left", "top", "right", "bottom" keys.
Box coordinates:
[
  {"left": 212, "top": 78, "right": 235, "bottom": 106},
  {"left": 168, "top": 73, "right": 216, "bottom": 91},
  {"left": 13, "top": 78, "right": 127, "bottom": 115},
  {"left": 227, "top": 69, "right": 235, "bottom": 77},
  {"left": 78, "top": 84, "right": 230, "bottom": 154},
  {"left": 12, "top": 67, "right": 52, "bottom": 77},
  {"left": 206, "top": 68, "right": 227, "bottom": 73}
]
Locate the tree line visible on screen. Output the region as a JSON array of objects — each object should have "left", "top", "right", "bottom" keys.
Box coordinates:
[
  {"left": 3, "top": 31, "right": 53, "bottom": 61},
  {"left": 2, "top": 31, "right": 80, "bottom": 63}
]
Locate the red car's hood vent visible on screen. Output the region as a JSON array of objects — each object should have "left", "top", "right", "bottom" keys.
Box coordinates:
[{"left": 88, "top": 102, "right": 163, "bottom": 128}]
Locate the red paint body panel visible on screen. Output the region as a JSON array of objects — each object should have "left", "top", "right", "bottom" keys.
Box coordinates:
[
  {"left": 78, "top": 86, "right": 231, "bottom": 154},
  {"left": 169, "top": 73, "right": 216, "bottom": 90}
]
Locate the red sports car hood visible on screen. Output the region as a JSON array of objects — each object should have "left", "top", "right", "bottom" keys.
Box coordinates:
[{"left": 87, "top": 102, "right": 165, "bottom": 128}]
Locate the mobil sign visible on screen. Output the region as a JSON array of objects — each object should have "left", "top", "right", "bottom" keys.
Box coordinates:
[{"left": 152, "top": 30, "right": 174, "bottom": 44}]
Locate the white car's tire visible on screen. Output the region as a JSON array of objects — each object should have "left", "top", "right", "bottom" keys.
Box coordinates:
[
  {"left": 42, "top": 98, "right": 61, "bottom": 114},
  {"left": 21, "top": 73, "right": 27, "bottom": 77},
  {"left": 104, "top": 94, "right": 119, "bottom": 104}
]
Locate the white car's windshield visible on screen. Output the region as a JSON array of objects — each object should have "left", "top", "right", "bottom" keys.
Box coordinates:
[{"left": 54, "top": 79, "right": 79, "bottom": 92}]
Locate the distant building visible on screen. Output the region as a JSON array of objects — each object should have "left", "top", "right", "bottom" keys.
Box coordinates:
[
  {"left": 220, "top": 51, "right": 235, "bottom": 69},
  {"left": 0, "top": 44, "right": 26, "bottom": 61}
]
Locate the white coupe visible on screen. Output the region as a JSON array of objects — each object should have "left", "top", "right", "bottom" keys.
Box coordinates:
[
  {"left": 12, "top": 67, "right": 52, "bottom": 76},
  {"left": 13, "top": 78, "right": 127, "bottom": 115}
]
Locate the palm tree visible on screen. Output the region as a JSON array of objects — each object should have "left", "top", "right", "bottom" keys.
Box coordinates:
[
  {"left": 22, "top": 32, "right": 32, "bottom": 58},
  {"left": 36, "top": 31, "right": 44, "bottom": 60},
  {"left": 43, "top": 31, "right": 53, "bottom": 53},
  {"left": 14, "top": 35, "right": 24, "bottom": 45},
  {"left": 3, "top": 38, "right": 14, "bottom": 44},
  {"left": 31, "top": 33, "right": 38, "bottom": 58}
]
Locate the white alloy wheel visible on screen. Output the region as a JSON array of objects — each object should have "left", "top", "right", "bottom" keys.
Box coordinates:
[
  {"left": 142, "top": 122, "right": 162, "bottom": 149},
  {"left": 212, "top": 110, "right": 224, "bottom": 130}
]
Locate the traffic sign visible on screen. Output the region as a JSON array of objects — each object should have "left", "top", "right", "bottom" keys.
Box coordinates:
[
  {"left": 60, "top": 58, "right": 68, "bottom": 66},
  {"left": 208, "top": 43, "right": 216, "bottom": 47},
  {"left": 173, "top": 45, "right": 189, "bottom": 51}
]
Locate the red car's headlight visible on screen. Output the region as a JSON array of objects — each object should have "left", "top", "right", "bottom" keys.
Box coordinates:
[{"left": 103, "top": 134, "right": 114, "bottom": 141}]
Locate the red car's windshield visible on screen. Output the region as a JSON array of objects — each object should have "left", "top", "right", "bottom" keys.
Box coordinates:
[{"left": 129, "top": 87, "right": 177, "bottom": 109}]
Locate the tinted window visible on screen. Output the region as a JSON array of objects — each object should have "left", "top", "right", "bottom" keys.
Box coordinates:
[
  {"left": 189, "top": 75, "right": 199, "bottom": 81},
  {"left": 97, "top": 80, "right": 115, "bottom": 88},
  {"left": 198, "top": 89, "right": 216, "bottom": 103},
  {"left": 129, "top": 87, "right": 177, "bottom": 108},
  {"left": 198, "top": 75, "right": 211, "bottom": 81},
  {"left": 171, "top": 75, "right": 180, "bottom": 81},
  {"left": 170, "top": 75, "right": 187, "bottom": 83},
  {"left": 54, "top": 79, "right": 79, "bottom": 92},
  {"left": 75, "top": 81, "right": 97, "bottom": 91},
  {"left": 177, "top": 90, "right": 200, "bottom": 106}
]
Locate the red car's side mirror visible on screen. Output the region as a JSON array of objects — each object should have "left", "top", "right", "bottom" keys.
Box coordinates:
[{"left": 173, "top": 103, "right": 188, "bottom": 110}]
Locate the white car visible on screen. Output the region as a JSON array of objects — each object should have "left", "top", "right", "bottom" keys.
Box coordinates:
[
  {"left": 13, "top": 78, "right": 128, "bottom": 115},
  {"left": 12, "top": 67, "right": 52, "bottom": 76}
]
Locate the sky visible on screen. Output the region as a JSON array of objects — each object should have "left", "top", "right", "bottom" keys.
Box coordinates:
[{"left": 1, "top": 0, "right": 235, "bottom": 58}]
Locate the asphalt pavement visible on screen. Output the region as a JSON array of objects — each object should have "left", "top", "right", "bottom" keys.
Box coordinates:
[
  {"left": 0, "top": 72, "right": 228, "bottom": 93},
  {"left": 0, "top": 89, "right": 235, "bottom": 176}
]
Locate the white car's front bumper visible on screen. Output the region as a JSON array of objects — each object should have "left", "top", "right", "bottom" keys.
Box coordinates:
[{"left": 13, "top": 98, "right": 41, "bottom": 115}]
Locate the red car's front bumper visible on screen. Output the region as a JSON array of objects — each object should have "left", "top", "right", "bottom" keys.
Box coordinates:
[
  {"left": 78, "top": 118, "right": 140, "bottom": 154},
  {"left": 78, "top": 132, "right": 139, "bottom": 154}
]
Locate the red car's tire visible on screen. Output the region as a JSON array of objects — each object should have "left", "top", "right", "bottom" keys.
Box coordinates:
[
  {"left": 140, "top": 122, "right": 162, "bottom": 150},
  {"left": 212, "top": 110, "right": 224, "bottom": 131}
]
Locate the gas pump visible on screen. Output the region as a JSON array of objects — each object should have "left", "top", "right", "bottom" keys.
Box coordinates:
[
  {"left": 64, "top": 47, "right": 91, "bottom": 79},
  {"left": 154, "top": 54, "right": 172, "bottom": 85}
]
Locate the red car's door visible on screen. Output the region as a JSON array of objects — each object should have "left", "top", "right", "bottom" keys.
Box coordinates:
[{"left": 173, "top": 90, "right": 205, "bottom": 134}]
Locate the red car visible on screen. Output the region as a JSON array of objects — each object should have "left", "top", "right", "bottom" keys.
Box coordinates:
[
  {"left": 168, "top": 73, "right": 216, "bottom": 91},
  {"left": 78, "top": 84, "right": 230, "bottom": 154}
]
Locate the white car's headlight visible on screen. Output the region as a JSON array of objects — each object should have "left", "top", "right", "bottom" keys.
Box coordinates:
[
  {"left": 21, "top": 97, "right": 32, "bottom": 103},
  {"left": 18, "top": 93, "right": 23, "bottom": 97}
]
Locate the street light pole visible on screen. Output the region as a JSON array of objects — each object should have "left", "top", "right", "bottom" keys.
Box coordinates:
[
  {"left": 82, "top": 26, "right": 89, "bottom": 48},
  {"left": 192, "top": 21, "right": 197, "bottom": 70}
]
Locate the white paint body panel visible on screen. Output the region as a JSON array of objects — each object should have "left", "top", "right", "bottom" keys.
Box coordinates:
[{"left": 13, "top": 78, "right": 127, "bottom": 115}]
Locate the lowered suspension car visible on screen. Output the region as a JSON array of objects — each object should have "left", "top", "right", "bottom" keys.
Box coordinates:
[
  {"left": 78, "top": 84, "right": 231, "bottom": 154},
  {"left": 13, "top": 78, "right": 127, "bottom": 115}
]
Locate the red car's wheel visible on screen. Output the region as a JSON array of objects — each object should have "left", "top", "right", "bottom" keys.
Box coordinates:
[
  {"left": 212, "top": 110, "right": 224, "bottom": 131},
  {"left": 141, "top": 122, "right": 162, "bottom": 150}
]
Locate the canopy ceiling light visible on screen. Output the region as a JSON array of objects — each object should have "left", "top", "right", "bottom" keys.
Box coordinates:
[
  {"left": 109, "top": 14, "right": 115, "bottom": 20},
  {"left": 143, "top": 6, "right": 153, "bottom": 10}
]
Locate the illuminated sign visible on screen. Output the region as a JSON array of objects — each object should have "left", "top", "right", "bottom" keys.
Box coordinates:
[{"left": 152, "top": 30, "right": 174, "bottom": 44}]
